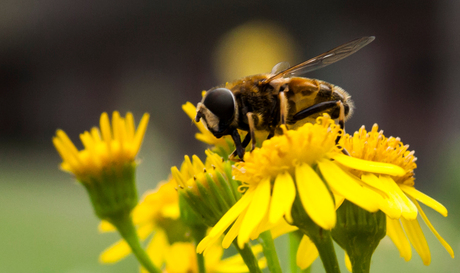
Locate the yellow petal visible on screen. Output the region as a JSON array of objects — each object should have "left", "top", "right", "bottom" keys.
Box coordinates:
[
  {"left": 146, "top": 229, "right": 169, "bottom": 267},
  {"left": 238, "top": 178, "right": 271, "bottom": 248},
  {"left": 133, "top": 113, "right": 150, "bottom": 154},
  {"left": 401, "top": 217, "right": 431, "bottom": 265},
  {"left": 400, "top": 185, "right": 448, "bottom": 217},
  {"left": 386, "top": 217, "right": 412, "bottom": 261},
  {"left": 125, "top": 112, "right": 135, "bottom": 142},
  {"left": 362, "top": 173, "right": 402, "bottom": 219},
  {"left": 99, "top": 220, "right": 116, "bottom": 232},
  {"left": 250, "top": 212, "right": 270, "bottom": 240},
  {"left": 222, "top": 210, "right": 246, "bottom": 249},
  {"left": 269, "top": 172, "right": 296, "bottom": 224},
  {"left": 318, "top": 159, "right": 379, "bottom": 212},
  {"left": 182, "top": 102, "right": 197, "bottom": 120},
  {"left": 411, "top": 197, "right": 454, "bottom": 258},
  {"left": 203, "top": 242, "right": 224, "bottom": 270},
  {"left": 332, "top": 153, "right": 406, "bottom": 176},
  {"left": 345, "top": 252, "right": 352, "bottom": 272},
  {"left": 165, "top": 243, "right": 194, "bottom": 272},
  {"left": 361, "top": 173, "right": 390, "bottom": 196},
  {"left": 99, "top": 240, "right": 132, "bottom": 263},
  {"left": 100, "top": 112, "right": 112, "bottom": 143},
  {"left": 295, "top": 163, "right": 336, "bottom": 229},
  {"left": 209, "top": 188, "right": 255, "bottom": 238},
  {"left": 197, "top": 236, "right": 216, "bottom": 255},
  {"left": 296, "top": 235, "right": 319, "bottom": 269},
  {"left": 270, "top": 219, "right": 298, "bottom": 239},
  {"left": 380, "top": 176, "right": 418, "bottom": 220},
  {"left": 197, "top": 189, "right": 256, "bottom": 255}
]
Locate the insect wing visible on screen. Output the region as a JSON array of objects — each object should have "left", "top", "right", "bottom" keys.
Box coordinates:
[
  {"left": 266, "top": 36, "right": 375, "bottom": 83},
  {"left": 270, "top": 62, "right": 290, "bottom": 74}
]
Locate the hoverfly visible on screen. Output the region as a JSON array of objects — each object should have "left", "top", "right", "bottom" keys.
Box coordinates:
[{"left": 195, "top": 36, "right": 375, "bottom": 160}]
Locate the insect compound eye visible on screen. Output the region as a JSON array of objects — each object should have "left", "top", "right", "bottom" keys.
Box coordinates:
[{"left": 203, "top": 88, "right": 235, "bottom": 125}]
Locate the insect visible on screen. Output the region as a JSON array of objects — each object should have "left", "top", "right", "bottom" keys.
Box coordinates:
[{"left": 195, "top": 36, "right": 375, "bottom": 160}]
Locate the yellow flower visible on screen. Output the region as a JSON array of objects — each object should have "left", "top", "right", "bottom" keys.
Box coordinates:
[
  {"left": 155, "top": 242, "right": 264, "bottom": 273},
  {"left": 53, "top": 111, "right": 149, "bottom": 181},
  {"left": 341, "top": 124, "right": 454, "bottom": 265},
  {"left": 197, "top": 115, "right": 405, "bottom": 253},
  {"left": 172, "top": 150, "right": 242, "bottom": 228},
  {"left": 101, "top": 179, "right": 262, "bottom": 273}
]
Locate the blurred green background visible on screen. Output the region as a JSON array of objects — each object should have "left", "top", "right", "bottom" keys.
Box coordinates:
[{"left": 1, "top": 1, "right": 459, "bottom": 272}]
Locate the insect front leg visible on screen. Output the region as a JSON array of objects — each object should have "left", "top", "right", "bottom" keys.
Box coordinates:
[
  {"left": 229, "top": 133, "right": 251, "bottom": 162},
  {"left": 228, "top": 112, "right": 258, "bottom": 161},
  {"left": 229, "top": 129, "right": 245, "bottom": 161}
]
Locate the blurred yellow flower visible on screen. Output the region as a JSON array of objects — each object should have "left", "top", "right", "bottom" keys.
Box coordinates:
[
  {"left": 341, "top": 124, "right": 454, "bottom": 265},
  {"left": 53, "top": 111, "right": 149, "bottom": 181},
  {"left": 198, "top": 115, "right": 405, "bottom": 254},
  {"left": 100, "top": 178, "right": 260, "bottom": 273},
  {"left": 99, "top": 180, "right": 181, "bottom": 265}
]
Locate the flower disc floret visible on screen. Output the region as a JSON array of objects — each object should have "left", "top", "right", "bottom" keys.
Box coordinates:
[
  {"left": 234, "top": 116, "right": 341, "bottom": 184},
  {"left": 342, "top": 124, "right": 417, "bottom": 185}
]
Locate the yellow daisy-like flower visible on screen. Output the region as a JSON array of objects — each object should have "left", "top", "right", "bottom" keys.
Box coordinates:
[
  {"left": 172, "top": 149, "right": 241, "bottom": 229},
  {"left": 101, "top": 179, "right": 262, "bottom": 273},
  {"left": 159, "top": 242, "right": 264, "bottom": 273},
  {"left": 341, "top": 124, "right": 454, "bottom": 265},
  {"left": 197, "top": 115, "right": 405, "bottom": 253},
  {"left": 99, "top": 180, "right": 181, "bottom": 266},
  {"left": 53, "top": 111, "right": 149, "bottom": 181}
]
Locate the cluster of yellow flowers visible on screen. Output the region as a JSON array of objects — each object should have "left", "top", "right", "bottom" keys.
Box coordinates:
[{"left": 53, "top": 104, "right": 454, "bottom": 273}]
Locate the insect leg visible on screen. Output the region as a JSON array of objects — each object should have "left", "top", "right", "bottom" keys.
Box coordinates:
[
  {"left": 292, "top": 101, "right": 339, "bottom": 121},
  {"left": 279, "top": 90, "right": 288, "bottom": 125},
  {"left": 246, "top": 112, "right": 258, "bottom": 152},
  {"left": 229, "top": 132, "right": 251, "bottom": 161},
  {"left": 292, "top": 100, "right": 350, "bottom": 155},
  {"left": 230, "top": 129, "right": 245, "bottom": 160}
]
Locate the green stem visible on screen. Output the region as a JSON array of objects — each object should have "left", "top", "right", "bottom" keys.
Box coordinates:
[
  {"left": 233, "top": 242, "right": 262, "bottom": 273},
  {"left": 292, "top": 195, "right": 340, "bottom": 273},
  {"left": 110, "top": 213, "right": 160, "bottom": 273},
  {"left": 305, "top": 228, "right": 340, "bottom": 273},
  {"left": 258, "top": 231, "right": 282, "bottom": 273}
]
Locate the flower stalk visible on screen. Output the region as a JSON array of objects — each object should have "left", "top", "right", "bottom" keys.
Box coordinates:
[
  {"left": 292, "top": 194, "right": 340, "bottom": 273},
  {"left": 233, "top": 242, "right": 263, "bottom": 273},
  {"left": 258, "top": 230, "right": 282, "bottom": 273},
  {"left": 109, "top": 211, "right": 160, "bottom": 273}
]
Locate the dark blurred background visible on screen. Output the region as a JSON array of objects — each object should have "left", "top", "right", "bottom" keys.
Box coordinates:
[{"left": 1, "top": 1, "right": 459, "bottom": 272}]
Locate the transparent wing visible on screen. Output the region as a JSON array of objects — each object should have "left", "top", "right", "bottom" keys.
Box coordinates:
[
  {"left": 270, "top": 62, "right": 290, "bottom": 74},
  {"left": 266, "top": 36, "right": 375, "bottom": 83}
]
